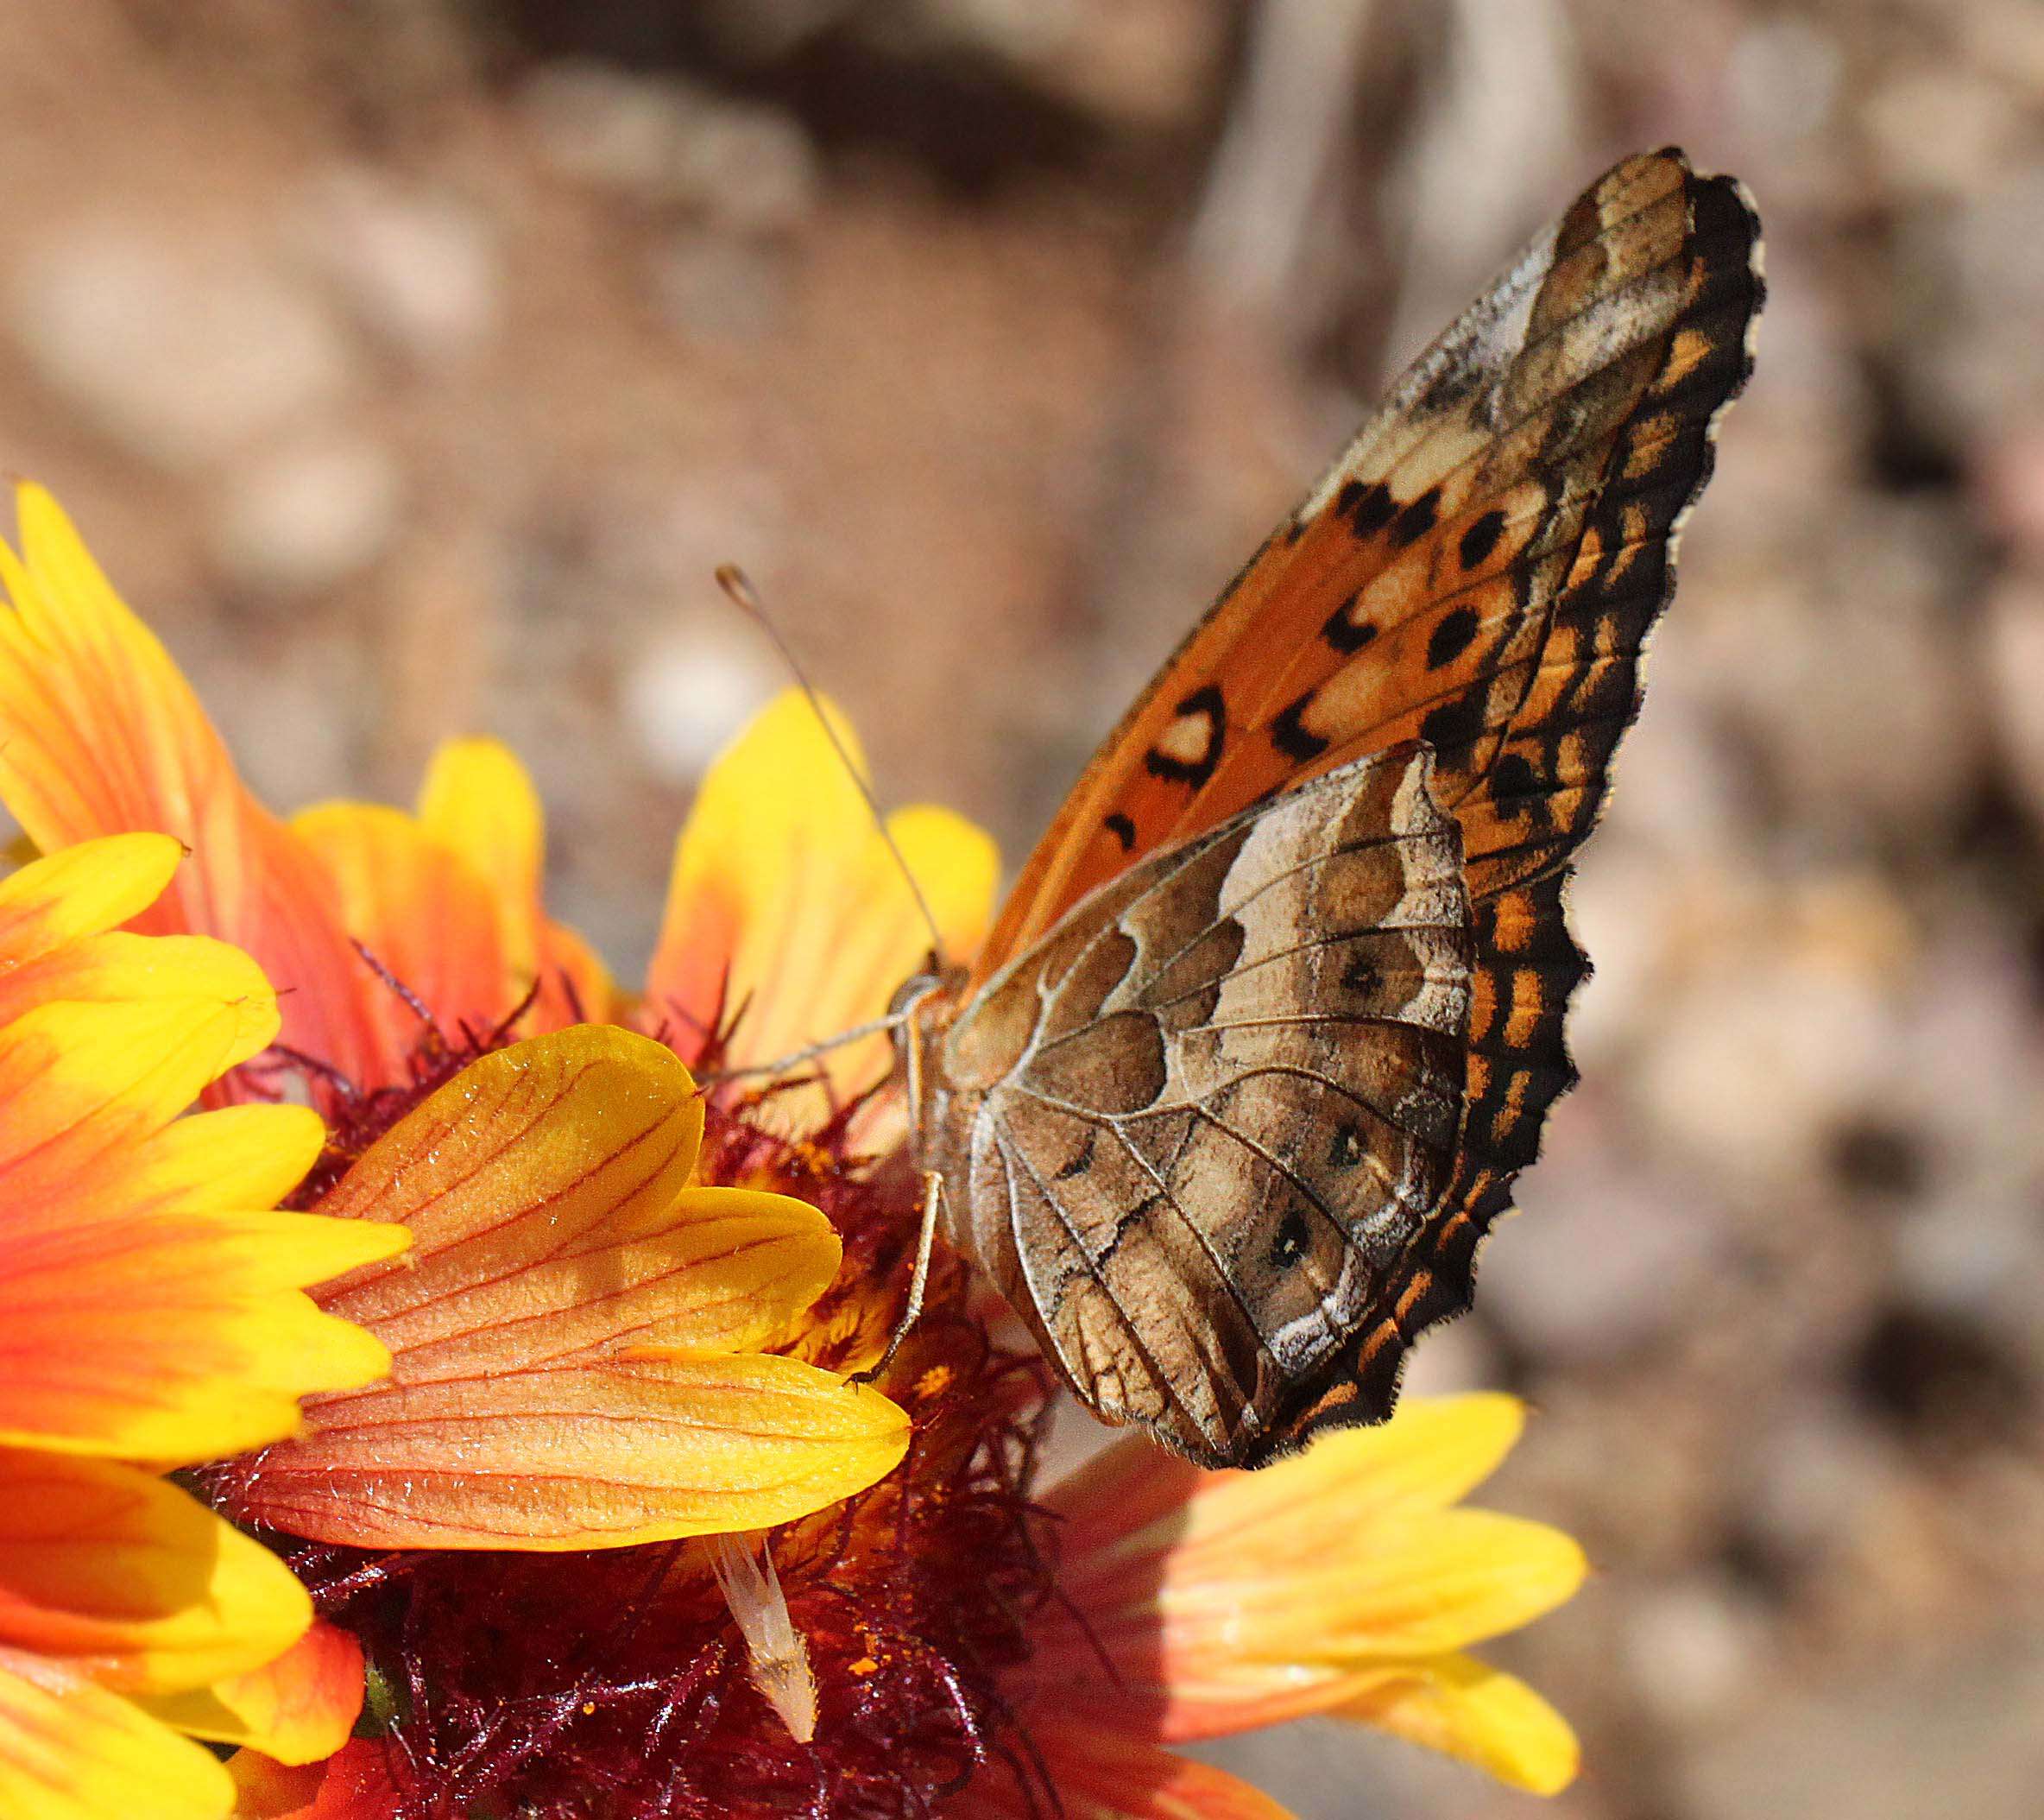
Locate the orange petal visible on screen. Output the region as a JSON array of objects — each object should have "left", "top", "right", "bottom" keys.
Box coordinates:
[
  {"left": 1036, "top": 1400, "right": 1584, "bottom": 1741},
  {"left": 1145, "top": 1507, "right": 1587, "bottom": 1671},
  {"left": 136, "top": 1622, "right": 362, "bottom": 1766},
  {"left": 960, "top": 1725, "right": 1297, "bottom": 1820},
  {"left": 535, "top": 919, "right": 616, "bottom": 1029},
  {"left": 0, "top": 1648, "right": 234, "bottom": 1820},
  {"left": 292, "top": 802, "right": 509, "bottom": 1053},
  {"left": 0, "top": 483, "right": 383, "bottom": 1090},
  {"left": 228, "top": 1737, "right": 395, "bottom": 1820},
  {"left": 643, "top": 690, "right": 998, "bottom": 1105},
  {"left": 295, "top": 1025, "right": 817, "bottom": 1372},
  {"left": 230, "top": 1352, "right": 911, "bottom": 1550},
  {"left": 0, "top": 1452, "right": 309, "bottom": 1695},
  {"left": 230, "top": 1026, "right": 905, "bottom": 1548}
]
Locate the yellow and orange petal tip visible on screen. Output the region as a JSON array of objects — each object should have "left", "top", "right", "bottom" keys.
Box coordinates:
[
  {"left": 645, "top": 687, "right": 1000, "bottom": 1096},
  {"left": 225, "top": 1749, "right": 325, "bottom": 1820},
  {"left": 236, "top": 1350, "right": 911, "bottom": 1553},
  {"left": 1333, "top": 1653, "right": 1581, "bottom": 1796},
  {"left": 136, "top": 1622, "right": 363, "bottom": 1766},
  {"left": 0, "top": 1197, "right": 410, "bottom": 1464},
  {"left": 417, "top": 737, "right": 544, "bottom": 913},
  {"left": 0, "top": 1650, "right": 236, "bottom": 1820},
  {"left": 0, "top": 1452, "right": 313, "bottom": 1699},
  {"left": 0, "top": 832, "right": 183, "bottom": 957}
]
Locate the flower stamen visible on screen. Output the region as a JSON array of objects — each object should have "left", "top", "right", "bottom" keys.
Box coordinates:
[{"left": 711, "top": 1532, "right": 819, "bottom": 1745}]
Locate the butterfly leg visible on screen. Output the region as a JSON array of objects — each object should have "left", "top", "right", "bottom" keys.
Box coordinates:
[{"left": 849, "top": 1166, "right": 944, "bottom": 1386}]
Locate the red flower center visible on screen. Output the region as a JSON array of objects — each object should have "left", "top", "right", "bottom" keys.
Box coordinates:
[{"left": 224, "top": 1013, "right": 1068, "bottom": 1819}]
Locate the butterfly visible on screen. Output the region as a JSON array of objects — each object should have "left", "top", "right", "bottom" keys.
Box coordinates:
[{"left": 891, "top": 148, "right": 1763, "bottom": 1469}]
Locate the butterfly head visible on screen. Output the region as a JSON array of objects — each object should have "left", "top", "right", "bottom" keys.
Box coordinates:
[{"left": 886, "top": 961, "right": 963, "bottom": 1046}]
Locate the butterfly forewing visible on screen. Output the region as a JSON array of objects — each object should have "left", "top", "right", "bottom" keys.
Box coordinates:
[
  {"left": 930, "top": 748, "right": 1473, "bottom": 1467},
  {"left": 931, "top": 148, "right": 1763, "bottom": 1465},
  {"left": 981, "top": 151, "right": 1758, "bottom": 956}
]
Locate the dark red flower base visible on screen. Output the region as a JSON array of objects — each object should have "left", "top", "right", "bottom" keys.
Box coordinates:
[{"left": 235, "top": 995, "right": 1069, "bottom": 1819}]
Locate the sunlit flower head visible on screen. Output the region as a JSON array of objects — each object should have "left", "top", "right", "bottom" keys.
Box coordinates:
[{"left": 0, "top": 485, "right": 1587, "bottom": 1817}]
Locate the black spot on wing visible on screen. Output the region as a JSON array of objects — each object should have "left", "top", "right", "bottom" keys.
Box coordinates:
[
  {"left": 1269, "top": 1206, "right": 1313, "bottom": 1269},
  {"left": 1459, "top": 509, "right": 1507, "bottom": 571},
  {"left": 1418, "top": 693, "right": 1486, "bottom": 755},
  {"left": 1326, "top": 1122, "right": 1366, "bottom": 1170},
  {"left": 1487, "top": 751, "right": 1543, "bottom": 822},
  {"left": 1425, "top": 607, "right": 1482, "bottom": 671},
  {"left": 1271, "top": 691, "right": 1331, "bottom": 762},
  {"left": 1388, "top": 488, "right": 1442, "bottom": 549},
  {"left": 1322, "top": 592, "right": 1378, "bottom": 654},
  {"left": 1338, "top": 480, "right": 1397, "bottom": 538},
  {"left": 1053, "top": 1128, "right": 1098, "bottom": 1181},
  {"left": 1104, "top": 812, "right": 1137, "bottom": 850}
]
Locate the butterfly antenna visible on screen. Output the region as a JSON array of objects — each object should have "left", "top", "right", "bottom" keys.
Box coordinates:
[{"left": 716, "top": 563, "right": 953, "bottom": 974}]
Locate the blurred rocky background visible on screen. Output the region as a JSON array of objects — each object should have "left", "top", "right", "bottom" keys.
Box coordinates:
[{"left": 3, "top": 2, "right": 2041, "bottom": 1815}]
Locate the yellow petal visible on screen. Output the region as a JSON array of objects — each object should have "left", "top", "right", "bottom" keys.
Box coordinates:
[
  {"left": 134, "top": 1622, "right": 362, "bottom": 1766},
  {"left": 643, "top": 689, "right": 999, "bottom": 1106},
  {"left": 302, "top": 1025, "right": 741, "bottom": 1374},
  {"left": 889, "top": 803, "right": 1000, "bottom": 960},
  {"left": 0, "top": 1651, "right": 232, "bottom": 1820},
  {"left": 0, "top": 1453, "right": 309, "bottom": 1694},
  {"left": 1086, "top": 1395, "right": 1529, "bottom": 1566},
  {"left": 232, "top": 1353, "right": 911, "bottom": 1550},
  {"left": 0, "top": 914, "right": 403, "bottom": 1461},
  {"left": 1038, "top": 1401, "right": 1585, "bottom": 1747},
  {"left": 101, "top": 1103, "right": 326, "bottom": 1223},
  {"left": 1329, "top": 1653, "right": 1580, "bottom": 1795},
  {"left": 0, "top": 1204, "right": 402, "bottom": 1463},
  {"left": 0, "top": 945, "right": 282, "bottom": 1213},
  {"left": 417, "top": 737, "right": 544, "bottom": 978},
  {"left": 1158, "top": 1507, "right": 1587, "bottom": 1665},
  {"left": 0, "top": 835, "right": 183, "bottom": 964},
  {"left": 0, "top": 483, "right": 384, "bottom": 1091},
  {"left": 416, "top": 739, "right": 606, "bottom": 1032},
  {"left": 292, "top": 801, "right": 510, "bottom": 1050}
]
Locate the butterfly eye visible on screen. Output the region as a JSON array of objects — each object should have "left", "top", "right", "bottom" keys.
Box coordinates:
[{"left": 887, "top": 971, "right": 942, "bottom": 1022}]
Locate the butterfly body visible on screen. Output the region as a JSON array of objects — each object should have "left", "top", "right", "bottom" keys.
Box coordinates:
[{"left": 906, "top": 149, "right": 1763, "bottom": 1468}]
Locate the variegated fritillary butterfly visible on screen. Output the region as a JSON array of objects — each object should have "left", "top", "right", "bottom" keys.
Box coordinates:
[{"left": 899, "top": 149, "right": 1763, "bottom": 1469}]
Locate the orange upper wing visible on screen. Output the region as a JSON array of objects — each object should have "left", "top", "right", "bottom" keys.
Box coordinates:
[{"left": 974, "top": 148, "right": 1763, "bottom": 1452}]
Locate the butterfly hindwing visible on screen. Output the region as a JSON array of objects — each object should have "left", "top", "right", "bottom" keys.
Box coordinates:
[
  {"left": 937, "top": 148, "right": 1763, "bottom": 1464},
  {"left": 931, "top": 747, "right": 1473, "bottom": 1466}
]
